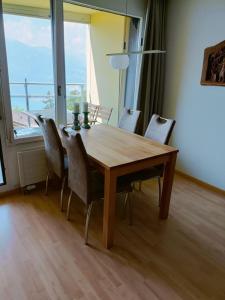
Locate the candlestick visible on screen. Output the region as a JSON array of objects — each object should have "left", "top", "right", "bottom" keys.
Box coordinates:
[
  {"left": 72, "top": 112, "right": 81, "bottom": 130},
  {"left": 74, "top": 102, "right": 80, "bottom": 113},
  {"left": 82, "top": 112, "right": 90, "bottom": 129}
]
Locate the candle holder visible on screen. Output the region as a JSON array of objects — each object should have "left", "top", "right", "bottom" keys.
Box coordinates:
[
  {"left": 72, "top": 112, "right": 81, "bottom": 130},
  {"left": 82, "top": 111, "right": 91, "bottom": 129}
]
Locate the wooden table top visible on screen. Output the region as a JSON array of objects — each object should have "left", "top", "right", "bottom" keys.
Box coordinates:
[{"left": 67, "top": 124, "right": 178, "bottom": 169}]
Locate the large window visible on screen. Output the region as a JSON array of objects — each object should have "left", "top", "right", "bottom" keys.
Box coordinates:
[
  {"left": 0, "top": 1, "right": 138, "bottom": 142},
  {"left": 1, "top": 1, "right": 90, "bottom": 137},
  {"left": 2, "top": 1, "right": 54, "bottom": 138}
]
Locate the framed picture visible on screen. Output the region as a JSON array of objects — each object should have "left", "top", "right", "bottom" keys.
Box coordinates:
[{"left": 201, "top": 40, "right": 225, "bottom": 86}]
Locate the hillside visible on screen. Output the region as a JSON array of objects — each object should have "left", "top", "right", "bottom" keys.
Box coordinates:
[{"left": 6, "top": 40, "right": 87, "bottom": 84}]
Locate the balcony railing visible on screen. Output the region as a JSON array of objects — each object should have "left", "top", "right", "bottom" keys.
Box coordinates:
[{"left": 10, "top": 79, "right": 87, "bottom": 132}]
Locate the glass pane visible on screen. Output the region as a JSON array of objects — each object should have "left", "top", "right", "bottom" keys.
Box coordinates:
[
  {"left": 63, "top": 2, "right": 88, "bottom": 124},
  {"left": 2, "top": 1, "right": 55, "bottom": 138}
]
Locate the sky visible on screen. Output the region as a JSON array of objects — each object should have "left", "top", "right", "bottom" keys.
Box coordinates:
[
  {"left": 2, "top": 14, "right": 88, "bottom": 110},
  {"left": 3, "top": 14, "right": 88, "bottom": 57}
]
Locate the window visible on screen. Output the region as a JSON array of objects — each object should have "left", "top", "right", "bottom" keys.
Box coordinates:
[
  {"left": 0, "top": 1, "right": 140, "bottom": 142},
  {"left": 1, "top": 0, "right": 90, "bottom": 139},
  {"left": 2, "top": 1, "right": 55, "bottom": 139}
]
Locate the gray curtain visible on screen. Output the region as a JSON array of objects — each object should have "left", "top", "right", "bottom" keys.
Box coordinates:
[{"left": 137, "top": 0, "right": 166, "bottom": 135}]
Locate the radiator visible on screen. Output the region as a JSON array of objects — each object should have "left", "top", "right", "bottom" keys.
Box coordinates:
[{"left": 17, "top": 147, "right": 48, "bottom": 187}]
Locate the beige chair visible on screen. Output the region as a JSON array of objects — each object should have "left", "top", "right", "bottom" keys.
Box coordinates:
[
  {"left": 144, "top": 114, "right": 176, "bottom": 145},
  {"left": 36, "top": 115, "right": 68, "bottom": 211},
  {"left": 96, "top": 106, "right": 113, "bottom": 124},
  {"left": 60, "top": 128, "right": 132, "bottom": 244},
  {"left": 118, "top": 108, "right": 141, "bottom": 133},
  {"left": 123, "top": 114, "right": 176, "bottom": 207},
  {"left": 88, "top": 103, "right": 99, "bottom": 124}
]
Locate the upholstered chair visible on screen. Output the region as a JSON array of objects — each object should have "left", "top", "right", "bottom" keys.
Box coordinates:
[
  {"left": 60, "top": 127, "right": 132, "bottom": 244},
  {"left": 123, "top": 114, "right": 176, "bottom": 207},
  {"left": 144, "top": 114, "right": 176, "bottom": 145},
  {"left": 36, "top": 115, "right": 68, "bottom": 211},
  {"left": 118, "top": 108, "right": 141, "bottom": 133}
]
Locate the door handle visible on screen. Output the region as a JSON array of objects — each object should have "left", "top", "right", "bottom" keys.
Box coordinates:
[{"left": 57, "top": 85, "right": 62, "bottom": 96}]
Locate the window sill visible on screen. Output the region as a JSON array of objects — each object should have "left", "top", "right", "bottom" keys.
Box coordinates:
[
  {"left": 7, "top": 134, "right": 43, "bottom": 146},
  {"left": 7, "top": 127, "right": 44, "bottom": 145},
  {"left": 14, "top": 135, "right": 44, "bottom": 145}
]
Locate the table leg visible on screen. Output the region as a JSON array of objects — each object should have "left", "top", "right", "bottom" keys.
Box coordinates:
[
  {"left": 103, "top": 168, "right": 117, "bottom": 249},
  {"left": 160, "top": 152, "right": 177, "bottom": 219}
]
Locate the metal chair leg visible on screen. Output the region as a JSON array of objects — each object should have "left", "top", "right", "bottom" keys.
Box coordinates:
[
  {"left": 158, "top": 177, "right": 162, "bottom": 207},
  {"left": 85, "top": 202, "right": 94, "bottom": 245},
  {"left": 138, "top": 180, "right": 142, "bottom": 191},
  {"left": 122, "top": 193, "right": 129, "bottom": 219},
  {"left": 128, "top": 193, "right": 133, "bottom": 226},
  {"left": 66, "top": 190, "right": 73, "bottom": 220},
  {"left": 45, "top": 172, "right": 49, "bottom": 195},
  {"left": 60, "top": 176, "right": 66, "bottom": 211}
]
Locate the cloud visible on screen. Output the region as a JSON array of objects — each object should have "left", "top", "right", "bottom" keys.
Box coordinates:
[
  {"left": 64, "top": 22, "right": 88, "bottom": 57},
  {"left": 3, "top": 15, "right": 88, "bottom": 57},
  {"left": 4, "top": 15, "right": 52, "bottom": 48}
]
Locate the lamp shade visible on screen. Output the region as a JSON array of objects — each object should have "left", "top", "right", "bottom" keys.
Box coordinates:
[{"left": 109, "top": 54, "right": 129, "bottom": 70}]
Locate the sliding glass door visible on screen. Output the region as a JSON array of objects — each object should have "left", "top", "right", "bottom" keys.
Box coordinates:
[
  {"left": 1, "top": 0, "right": 55, "bottom": 139},
  {"left": 0, "top": 0, "right": 135, "bottom": 142}
]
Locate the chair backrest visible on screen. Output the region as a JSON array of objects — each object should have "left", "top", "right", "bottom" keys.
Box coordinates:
[
  {"left": 60, "top": 128, "right": 91, "bottom": 206},
  {"left": 96, "top": 106, "right": 113, "bottom": 124},
  {"left": 118, "top": 108, "right": 141, "bottom": 133},
  {"left": 88, "top": 103, "right": 99, "bottom": 123},
  {"left": 144, "top": 114, "right": 176, "bottom": 145},
  {"left": 36, "top": 115, "right": 64, "bottom": 178}
]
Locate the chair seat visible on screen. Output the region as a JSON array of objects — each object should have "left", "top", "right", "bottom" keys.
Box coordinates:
[
  {"left": 120, "top": 165, "right": 164, "bottom": 184},
  {"left": 91, "top": 171, "right": 132, "bottom": 200},
  {"left": 117, "top": 176, "right": 133, "bottom": 193}
]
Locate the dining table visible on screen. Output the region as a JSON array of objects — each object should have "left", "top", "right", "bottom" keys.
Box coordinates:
[{"left": 65, "top": 124, "right": 178, "bottom": 249}]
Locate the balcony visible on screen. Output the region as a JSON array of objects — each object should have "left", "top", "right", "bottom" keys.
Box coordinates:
[{"left": 10, "top": 79, "right": 87, "bottom": 138}]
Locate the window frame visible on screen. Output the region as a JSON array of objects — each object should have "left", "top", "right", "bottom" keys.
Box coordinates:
[
  {"left": 0, "top": 0, "right": 141, "bottom": 145},
  {"left": 0, "top": 0, "right": 92, "bottom": 145},
  {"left": 0, "top": 0, "right": 57, "bottom": 144}
]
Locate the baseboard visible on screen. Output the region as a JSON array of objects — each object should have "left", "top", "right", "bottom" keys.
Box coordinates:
[
  {"left": 1, "top": 172, "right": 224, "bottom": 198},
  {"left": 175, "top": 170, "right": 225, "bottom": 196},
  {"left": 0, "top": 181, "right": 48, "bottom": 198},
  {"left": 0, "top": 188, "right": 21, "bottom": 198}
]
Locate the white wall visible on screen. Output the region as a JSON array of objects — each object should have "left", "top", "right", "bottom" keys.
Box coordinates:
[{"left": 164, "top": 0, "right": 225, "bottom": 190}]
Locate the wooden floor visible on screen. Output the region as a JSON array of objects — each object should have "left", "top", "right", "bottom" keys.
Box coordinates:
[{"left": 0, "top": 174, "right": 225, "bottom": 300}]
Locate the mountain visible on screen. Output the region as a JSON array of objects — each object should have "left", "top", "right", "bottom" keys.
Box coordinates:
[
  {"left": 6, "top": 40, "right": 87, "bottom": 110},
  {"left": 6, "top": 40, "right": 87, "bottom": 84}
]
